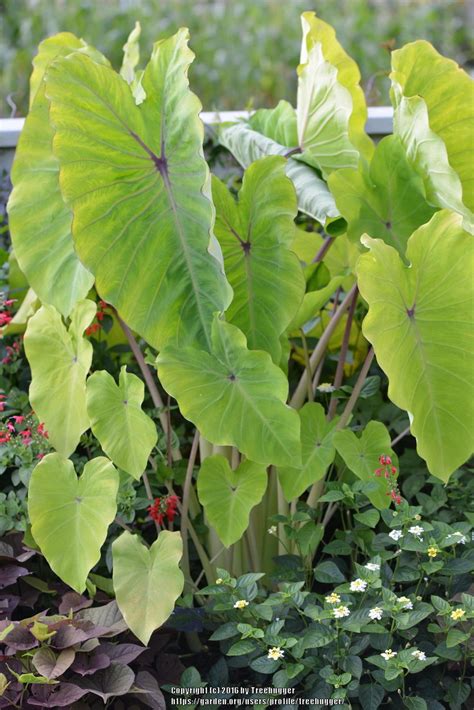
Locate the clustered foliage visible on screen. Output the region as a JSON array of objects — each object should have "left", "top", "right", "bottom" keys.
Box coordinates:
[{"left": 0, "top": 8, "right": 472, "bottom": 708}]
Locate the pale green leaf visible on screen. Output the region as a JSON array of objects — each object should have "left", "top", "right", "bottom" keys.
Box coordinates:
[
  {"left": 157, "top": 318, "right": 301, "bottom": 466},
  {"left": 356, "top": 210, "right": 474, "bottom": 480},
  {"left": 218, "top": 122, "right": 341, "bottom": 228},
  {"left": 289, "top": 275, "right": 344, "bottom": 331},
  {"left": 300, "top": 12, "right": 373, "bottom": 160},
  {"left": 28, "top": 453, "right": 118, "bottom": 593},
  {"left": 213, "top": 156, "right": 305, "bottom": 362},
  {"left": 45, "top": 29, "right": 231, "bottom": 351},
  {"left": 278, "top": 403, "right": 337, "bottom": 501},
  {"left": 297, "top": 20, "right": 359, "bottom": 177},
  {"left": 7, "top": 34, "right": 107, "bottom": 316},
  {"left": 390, "top": 40, "right": 474, "bottom": 213},
  {"left": 112, "top": 530, "right": 184, "bottom": 645},
  {"left": 248, "top": 100, "right": 298, "bottom": 146},
  {"left": 24, "top": 300, "right": 95, "bottom": 457},
  {"left": 333, "top": 422, "right": 398, "bottom": 509},
  {"left": 391, "top": 94, "right": 473, "bottom": 234},
  {"left": 197, "top": 456, "right": 267, "bottom": 547},
  {"left": 328, "top": 135, "right": 436, "bottom": 256},
  {"left": 86, "top": 366, "right": 157, "bottom": 479}
]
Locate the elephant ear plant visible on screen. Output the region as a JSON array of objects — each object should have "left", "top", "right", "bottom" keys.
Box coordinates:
[{"left": 6, "top": 11, "right": 473, "bottom": 648}]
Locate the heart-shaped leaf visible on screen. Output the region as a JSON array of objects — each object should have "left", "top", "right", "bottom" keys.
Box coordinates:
[
  {"left": 8, "top": 34, "right": 107, "bottom": 316},
  {"left": 278, "top": 403, "right": 338, "bottom": 502},
  {"left": 32, "top": 648, "right": 75, "bottom": 680},
  {"left": 24, "top": 300, "right": 96, "bottom": 457},
  {"left": 86, "top": 366, "right": 157, "bottom": 479},
  {"left": 213, "top": 156, "right": 305, "bottom": 362},
  {"left": 112, "top": 530, "right": 184, "bottom": 645},
  {"left": 75, "top": 663, "right": 135, "bottom": 702},
  {"left": 357, "top": 210, "right": 474, "bottom": 480},
  {"left": 197, "top": 455, "right": 267, "bottom": 547},
  {"left": 45, "top": 29, "right": 231, "bottom": 350},
  {"left": 333, "top": 421, "right": 398, "bottom": 509},
  {"left": 157, "top": 318, "right": 301, "bottom": 467},
  {"left": 28, "top": 453, "right": 118, "bottom": 592}
]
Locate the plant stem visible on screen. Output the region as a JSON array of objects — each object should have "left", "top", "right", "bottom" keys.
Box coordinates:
[
  {"left": 336, "top": 347, "right": 375, "bottom": 430},
  {"left": 328, "top": 287, "right": 358, "bottom": 419},
  {"left": 312, "top": 236, "right": 335, "bottom": 263},
  {"left": 114, "top": 517, "right": 133, "bottom": 533},
  {"left": 300, "top": 329, "right": 314, "bottom": 403},
  {"left": 180, "top": 430, "right": 200, "bottom": 592},
  {"left": 291, "top": 284, "right": 358, "bottom": 409},
  {"left": 391, "top": 425, "right": 411, "bottom": 447},
  {"left": 115, "top": 311, "right": 181, "bottom": 461}
]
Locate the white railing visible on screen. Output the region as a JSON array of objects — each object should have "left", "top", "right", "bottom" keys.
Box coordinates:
[{"left": 0, "top": 106, "right": 393, "bottom": 149}]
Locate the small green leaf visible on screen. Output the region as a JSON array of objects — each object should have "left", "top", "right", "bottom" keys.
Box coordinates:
[
  {"left": 354, "top": 509, "right": 380, "bottom": 528},
  {"left": 314, "top": 561, "right": 345, "bottom": 584},
  {"left": 333, "top": 421, "right": 398, "bottom": 509},
  {"left": 24, "top": 300, "right": 95, "bottom": 457},
  {"left": 86, "top": 367, "right": 157, "bottom": 480},
  {"left": 112, "top": 530, "right": 184, "bottom": 645},
  {"left": 446, "top": 628, "right": 469, "bottom": 648},
  {"left": 278, "top": 402, "right": 337, "bottom": 501},
  {"left": 28, "top": 453, "right": 118, "bottom": 593},
  {"left": 197, "top": 456, "right": 267, "bottom": 547},
  {"left": 227, "top": 639, "right": 257, "bottom": 656},
  {"left": 358, "top": 683, "right": 385, "bottom": 710}
]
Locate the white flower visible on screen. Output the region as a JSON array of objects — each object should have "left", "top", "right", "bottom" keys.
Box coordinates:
[
  {"left": 234, "top": 600, "right": 249, "bottom": 610},
  {"left": 381, "top": 649, "right": 397, "bottom": 661},
  {"left": 398, "top": 596, "right": 413, "bottom": 610},
  {"left": 369, "top": 607, "right": 383, "bottom": 621},
  {"left": 325, "top": 593, "right": 341, "bottom": 604},
  {"left": 365, "top": 563, "right": 380, "bottom": 572},
  {"left": 333, "top": 605, "right": 351, "bottom": 619},
  {"left": 409, "top": 525, "right": 424, "bottom": 538},
  {"left": 267, "top": 646, "right": 284, "bottom": 660},
  {"left": 453, "top": 532, "right": 467, "bottom": 544},
  {"left": 215, "top": 578, "right": 224, "bottom": 585},
  {"left": 411, "top": 649, "right": 426, "bottom": 661},
  {"left": 350, "top": 578, "right": 367, "bottom": 592},
  {"left": 389, "top": 529, "right": 403, "bottom": 541},
  {"left": 317, "top": 382, "right": 335, "bottom": 393},
  {"left": 267, "top": 525, "right": 277, "bottom": 536}
]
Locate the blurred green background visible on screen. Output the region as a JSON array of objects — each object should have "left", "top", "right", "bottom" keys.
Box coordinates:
[{"left": 0, "top": 0, "right": 472, "bottom": 117}]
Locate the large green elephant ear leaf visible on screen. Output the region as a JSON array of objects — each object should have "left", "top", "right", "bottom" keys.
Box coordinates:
[
  {"left": 28, "top": 453, "right": 118, "bottom": 593},
  {"left": 218, "top": 123, "right": 342, "bottom": 230},
  {"left": 390, "top": 40, "right": 474, "bottom": 215},
  {"left": 213, "top": 156, "right": 305, "bottom": 362},
  {"left": 7, "top": 34, "right": 107, "bottom": 317},
  {"left": 357, "top": 210, "right": 474, "bottom": 481},
  {"left": 333, "top": 422, "right": 398, "bottom": 510},
  {"left": 197, "top": 456, "right": 267, "bottom": 547},
  {"left": 157, "top": 318, "right": 301, "bottom": 466},
  {"left": 86, "top": 366, "right": 157, "bottom": 480},
  {"left": 328, "top": 135, "right": 436, "bottom": 257},
  {"left": 300, "top": 12, "right": 373, "bottom": 161},
  {"left": 278, "top": 403, "right": 338, "bottom": 502},
  {"left": 24, "top": 300, "right": 95, "bottom": 457},
  {"left": 45, "top": 28, "right": 231, "bottom": 351},
  {"left": 112, "top": 530, "right": 184, "bottom": 645}
]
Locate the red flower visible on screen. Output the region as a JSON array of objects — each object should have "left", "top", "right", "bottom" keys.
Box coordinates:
[
  {"left": 37, "top": 422, "right": 48, "bottom": 438},
  {"left": 0, "top": 432, "right": 11, "bottom": 444},
  {"left": 12, "top": 415, "right": 25, "bottom": 424},
  {"left": 148, "top": 494, "right": 180, "bottom": 525}
]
